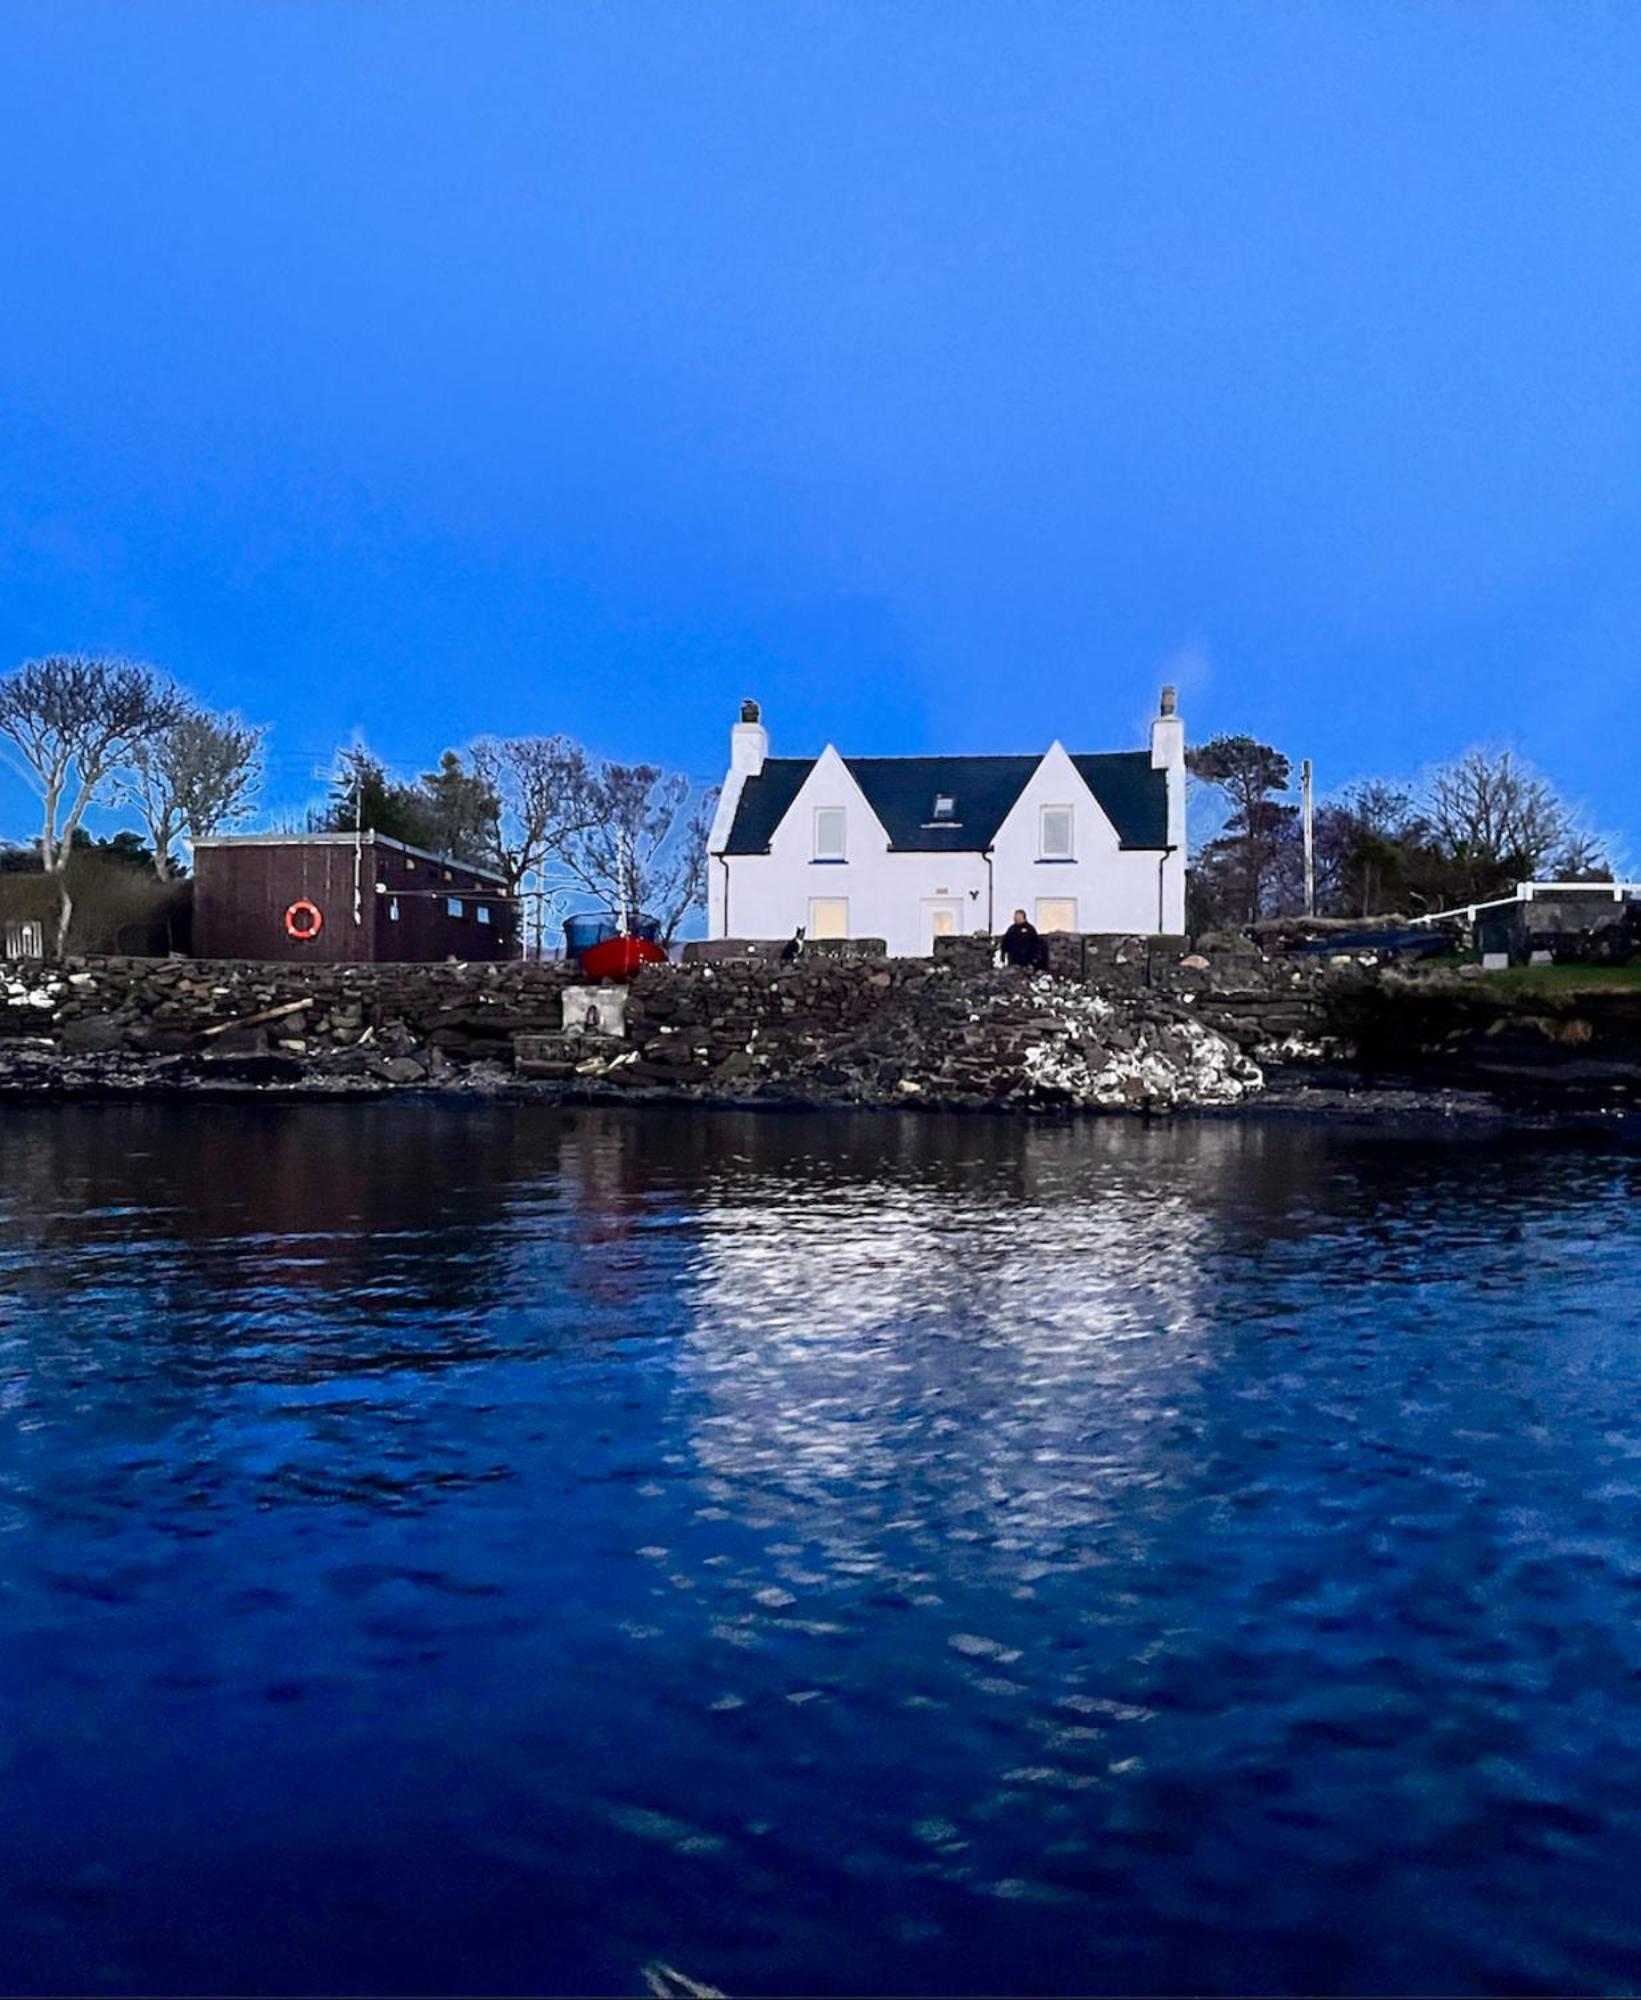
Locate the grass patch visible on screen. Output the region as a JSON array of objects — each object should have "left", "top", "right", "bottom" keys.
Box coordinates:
[{"left": 1473, "top": 963, "right": 1641, "bottom": 998}]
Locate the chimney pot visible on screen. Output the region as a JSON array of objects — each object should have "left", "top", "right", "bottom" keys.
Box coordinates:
[
  {"left": 740, "top": 698, "right": 761, "bottom": 724},
  {"left": 1160, "top": 685, "right": 1177, "bottom": 717}
]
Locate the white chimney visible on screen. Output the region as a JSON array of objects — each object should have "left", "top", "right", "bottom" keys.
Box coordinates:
[
  {"left": 732, "top": 697, "right": 768, "bottom": 777},
  {"left": 1150, "top": 685, "right": 1186, "bottom": 852}
]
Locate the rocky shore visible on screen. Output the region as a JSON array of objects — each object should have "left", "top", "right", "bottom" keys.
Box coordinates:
[{"left": 3, "top": 939, "right": 1638, "bottom": 1120}]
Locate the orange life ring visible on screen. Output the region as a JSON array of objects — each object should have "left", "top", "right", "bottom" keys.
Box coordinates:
[{"left": 284, "top": 899, "right": 324, "bottom": 941}]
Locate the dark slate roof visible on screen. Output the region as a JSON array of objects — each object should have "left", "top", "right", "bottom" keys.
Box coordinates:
[
  {"left": 846, "top": 755, "right": 1038, "bottom": 852},
  {"left": 722, "top": 750, "right": 1168, "bottom": 854},
  {"left": 1069, "top": 753, "right": 1169, "bottom": 850},
  {"left": 721, "top": 759, "right": 814, "bottom": 854}
]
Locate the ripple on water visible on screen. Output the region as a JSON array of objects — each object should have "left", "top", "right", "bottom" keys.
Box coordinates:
[{"left": 0, "top": 1104, "right": 1638, "bottom": 1995}]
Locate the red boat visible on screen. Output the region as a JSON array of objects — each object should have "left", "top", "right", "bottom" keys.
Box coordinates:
[{"left": 579, "top": 932, "right": 668, "bottom": 981}]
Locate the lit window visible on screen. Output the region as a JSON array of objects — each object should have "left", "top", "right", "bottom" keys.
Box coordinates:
[
  {"left": 930, "top": 907, "right": 958, "bottom": 937},
  {"left": 405, "top": 858, "right": 416, "bottom": 871},
  {"left": 813, "top": 807, "right": 846, "bottom": 860},
  {"left": 476, "top": 905, "right": 492, "bottom": 925},
  {"left": 808, "top": 897, "right": 849, "bottom": 939},
  {"left": 1040, "top": 806, "right": 1074, "bottom": 859},
  {"left": 1036, "top": 898, "right": 1077, "bottom": 933},
  {"left": 447, "top": 897, "right": 464, "bottom": 918}
]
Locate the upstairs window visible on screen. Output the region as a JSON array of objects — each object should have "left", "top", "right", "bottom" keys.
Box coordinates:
[
  {"left": 922, "top": 792, "right": 960, "bottom": 828},
  {"left": 1040, "top": 805, "right": 1075, "bottom": 860},
  {"left": 813, "top": 807, "right": 846, "bottom": 861}
]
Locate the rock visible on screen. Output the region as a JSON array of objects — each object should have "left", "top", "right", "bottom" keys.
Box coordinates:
[
  {"left": 201, "top": 1027, "right": 270, "bottom": 1058},
  {"left": 57, "top": 1015, "right": 124, "bottom": 1053}
]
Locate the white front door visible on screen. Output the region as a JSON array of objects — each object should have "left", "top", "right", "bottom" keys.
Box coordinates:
[{"left": 921, "top": 899, "right": 963, "bottom": 953}]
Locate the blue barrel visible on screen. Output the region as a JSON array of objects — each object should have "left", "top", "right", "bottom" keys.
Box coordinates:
[{"left": 563, "top": 913, "right": 618, "bottom": 963}]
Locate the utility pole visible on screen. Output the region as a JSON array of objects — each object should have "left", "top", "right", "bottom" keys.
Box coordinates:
[
  {"left": 352, "top": 760, "right": 364, "bottom": 929},
  {"left": 1301, "top": 758, "right": 1315, "bottom": 919}
]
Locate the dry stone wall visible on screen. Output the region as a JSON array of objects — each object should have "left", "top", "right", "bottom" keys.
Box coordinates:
[
  {"left": 0, "top": 957, "right": 580, "bottom": 1087},
  {"left": 0, "top": 946, "right": 1292, "bottom": 1110},
  {"left": 5, "top": 934, "right": 1626, "bottom": 1107}
]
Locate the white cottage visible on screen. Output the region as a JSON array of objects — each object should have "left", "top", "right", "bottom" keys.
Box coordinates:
[{"left": 707, "top": 689, "right": 1187, "bottom": 955}]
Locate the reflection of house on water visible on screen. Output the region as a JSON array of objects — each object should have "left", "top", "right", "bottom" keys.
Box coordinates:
[{"left": 673, "top": 1121, "right": 1276, "bottom": 1564}]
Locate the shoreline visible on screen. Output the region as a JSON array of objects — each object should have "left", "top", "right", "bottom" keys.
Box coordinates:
[
  {"left": 8, "top": 949, "right": 1641, "bottom": 1133},
  {"left": 3, "top": 1047, "right": 1637, "bottom": 1138}
]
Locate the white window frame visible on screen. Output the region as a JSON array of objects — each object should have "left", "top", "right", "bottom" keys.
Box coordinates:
[
  {"left": 1036, "top": 897, "right": 1078, "bottom": 933},
  {"left": 808, "top": 896, "right": 849, "bottom": 940},
  {"left": 446, "top": 897, "right": 465, "bottom": 919},
  {"left": 813, "top": 806, "right": 847, "bottom": 861},
  {"left": 1040, "top": 804, "right": 1075, "bottom": 860}
]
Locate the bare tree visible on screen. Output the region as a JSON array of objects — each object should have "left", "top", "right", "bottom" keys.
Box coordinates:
[
  {"left": 0, "top": 654, "right": 187, "bottom": 951},
  {"left": 1548, "top": 826, "right": 1613, "bottom": 883},
  {"left": 468, "top": 735, "right": 597, "bottom": 891},
  {"left": 1423, "top": 746, "right": 1586, "bottom": 900},
  {"left": 561, "top": 761, "right": 718, "bottom": 942},
  {"left": 120, "top": 709, "right": 265, "bottom": 877}
]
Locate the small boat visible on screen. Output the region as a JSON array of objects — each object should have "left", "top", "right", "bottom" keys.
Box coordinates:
[
  {"left": 579, "top": 930, "right": 667, "bottom": 980},
  {"left": 564, "top": 908, "right": 668, "bottom": 980}
]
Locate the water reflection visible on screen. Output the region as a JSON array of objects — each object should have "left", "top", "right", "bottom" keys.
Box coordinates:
[{"left": 0, "top": 1104, "right": 1637, "bottom": 1995}]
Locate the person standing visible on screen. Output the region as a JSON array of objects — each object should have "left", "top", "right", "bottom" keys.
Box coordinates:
[{"left": 999, "top": 909, "right": 1045, "bottom": 969}]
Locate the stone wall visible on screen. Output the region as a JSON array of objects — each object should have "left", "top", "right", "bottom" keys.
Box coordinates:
[
  {"left": 934, "top": 929, "right": 1378, "bottom": 1058},
  {"left": 0, "top": 948, "right": 1270, "bottom": 1109},
  {"left": 1, "top": 956, "right": 580, "bottom": 1085},
  {"left": 614, "top": 955, "right": 1260, "bottom": 1108},
  {"left": 21, "top": 933, "right": 1623, "bottom": 1111}
]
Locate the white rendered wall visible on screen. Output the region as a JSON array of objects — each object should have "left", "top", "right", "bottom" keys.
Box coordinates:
[
  {"left": 1150, "top": 708, "right": 1188, "bottom": 933},
  {"left": 711, "top": 736, "right": 1187, "bottom": 953},
  {"left": 713, "top": 747, "right": 992, "bottom": 955},
  {"left": 988, "top": 743, "right": 1175, "bottom": 937}
]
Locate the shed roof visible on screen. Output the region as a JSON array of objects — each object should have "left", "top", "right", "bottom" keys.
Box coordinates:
[
  {"left": 192, "top": 831, "right": 509, "bottom": 885},
  {"left": 722, "top": 750, "right": 1167, "bottom": 855}
]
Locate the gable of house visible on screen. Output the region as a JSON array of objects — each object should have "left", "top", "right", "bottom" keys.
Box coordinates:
[{"left": 722, "top": 750, "right": 1167, "bottom": 855}]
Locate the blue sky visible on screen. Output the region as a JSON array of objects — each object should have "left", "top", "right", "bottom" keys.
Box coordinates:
[{"left": 1, "top": 0, "right": 1637, "bottom": 854}]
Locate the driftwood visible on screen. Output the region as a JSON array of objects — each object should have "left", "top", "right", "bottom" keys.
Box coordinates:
[{"left": 199, "top": 998, "right": 311, "bottom": 1039}]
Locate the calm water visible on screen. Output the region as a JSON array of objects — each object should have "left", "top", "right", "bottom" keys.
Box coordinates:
[{"left": 2, "top": 1105, "right": 1640, "bottom": 1995}]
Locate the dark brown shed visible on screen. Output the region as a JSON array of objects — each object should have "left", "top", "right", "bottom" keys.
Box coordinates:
[{"left": 192, "top": 833, "right": 517, "bottom": 963}]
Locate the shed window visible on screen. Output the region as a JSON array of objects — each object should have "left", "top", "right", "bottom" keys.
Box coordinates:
[
  {"left": 476, "top": 905, "right": 492, "bottom": 925},
  {"left": 813, "top": 807, "right": 846, "bottom": 861},
  {"left": 388, "top": 898, "right": 401, "bottom": 922},
  {"left": 447, "top": 897, "right": 465, "bottom": 918},
  {"left": 1040, "top": 805, "right": 1075, "bottom": 859},
  {"left": 808, "top": 897, "right": 849, "bottom": 939}
]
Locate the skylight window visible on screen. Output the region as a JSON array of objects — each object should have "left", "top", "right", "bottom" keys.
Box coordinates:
[{"left": 922, "top": 792, "right": 961, "bottom": 829}]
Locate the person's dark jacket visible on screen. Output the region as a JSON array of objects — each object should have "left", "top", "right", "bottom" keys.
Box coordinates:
[{"left": 1000, "top": 920, "right": 1045, "bottom": 968}]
